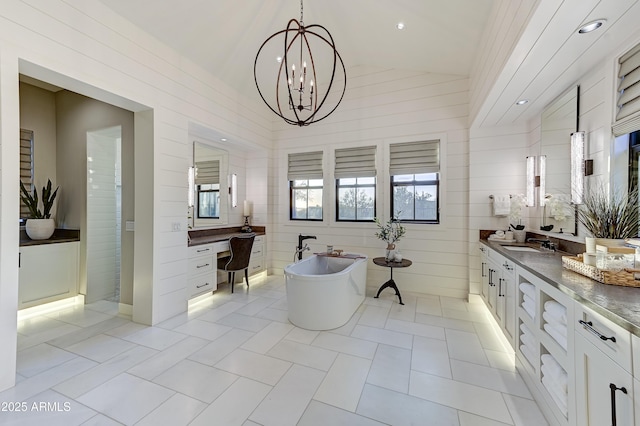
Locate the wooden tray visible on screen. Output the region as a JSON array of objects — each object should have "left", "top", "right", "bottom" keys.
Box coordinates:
[{"left": 562, "top": 256, "right": 640, "bottom": 287}]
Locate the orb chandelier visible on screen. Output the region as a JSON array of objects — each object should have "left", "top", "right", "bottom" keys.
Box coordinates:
[{"left": 254, "top": 0, "right": 346, "bottom": 126}]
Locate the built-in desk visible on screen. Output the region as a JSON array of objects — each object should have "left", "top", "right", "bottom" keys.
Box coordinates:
[{"left": 187, "top": 226, "right": 266, "bottom": 298}]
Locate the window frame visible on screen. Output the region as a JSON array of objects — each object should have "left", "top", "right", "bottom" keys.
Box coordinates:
[
  {"left": 390, "top": 173, "right": 440, "bottom": 224},
  {"left": 335, "top": 176, "right": 376, "bottom": 222},
  {"left": 289, "top": 178, "right": 324, "bottom": 221},
  {"left": 196, "top": 183, "right": 221, "bottom": 219}
]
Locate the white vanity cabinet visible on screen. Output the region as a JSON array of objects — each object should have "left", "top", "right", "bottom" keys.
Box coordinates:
[
  {"left": 480, "top": 246, "right": 517, "bottom": 349},
  {"left": 248, "top": 235, "right": 266, "bottom": 276},
  {"left": 188, "top": 242, "right": 222, "bottom": 299},
  {"left": 574, "top": 304, "right": 633, "bottom": 426},
  {"left": 19, "top": 242, "right": 79, "bottom": 310}
]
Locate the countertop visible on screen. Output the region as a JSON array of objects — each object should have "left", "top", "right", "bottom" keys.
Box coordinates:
[
  {"left": 20, "top": 229, "right": 80, "bottom": 247},
  {"left": 481, "top": 239, "right": 640, "bottom": 337},
  {"left": 188, "top": 226, "right": 265, "bottom": 247}
]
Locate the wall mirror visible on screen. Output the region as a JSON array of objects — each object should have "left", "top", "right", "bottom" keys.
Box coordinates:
[
  {"left": 192, "top": 141, "right": 229, "bottom": 228},
  {"left": 540, "top": 85, "right": 579, "bottom": 235}
]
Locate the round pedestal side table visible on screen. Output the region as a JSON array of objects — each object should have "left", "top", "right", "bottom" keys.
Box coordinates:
[{"left": 372, "top": 257, "right": 412, "bottom": 305}]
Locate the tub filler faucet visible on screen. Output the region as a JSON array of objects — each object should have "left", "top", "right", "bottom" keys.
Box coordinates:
[{"left": 297, "top": 234, "right": 317, "bottom": 260}]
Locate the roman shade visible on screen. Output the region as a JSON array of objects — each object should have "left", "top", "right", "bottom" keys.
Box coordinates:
[
  {"left": 288, "top": 151, "right": 323, "bottom": 180},
  {"left": 194, "top": 160, "right": 220, "bottom": 185},
  {"left": 334, "top": 146, "right": 376, "bottom": 178},
  {"left": 614, "top": 42, "right": 640, "bottom": 136},
  {"left": 20, "top": 129, "right": 33, "bottom": 218},
  {"left": 389, "top": 140, "right": 440, "bottom": 175}
]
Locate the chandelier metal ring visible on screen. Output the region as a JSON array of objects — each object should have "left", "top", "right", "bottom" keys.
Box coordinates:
[{"left": 254, "top": 5, "right": 346, "bottom": 126}]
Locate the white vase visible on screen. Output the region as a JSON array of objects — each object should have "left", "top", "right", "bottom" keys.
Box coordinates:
[
  {"left": 26, "top": 218, "right": 55, "bottom": 240},
  {"left": 513, "top": 229, "right": 526, "bottom": 243}
]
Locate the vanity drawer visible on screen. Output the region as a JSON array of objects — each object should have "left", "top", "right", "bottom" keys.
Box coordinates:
[
  {"left": 249, "top": 258, "right": 264, "bottom": 275},
  {"left": 251, "top": 244, "right": 264, "bottom": 257},
  {"left": 189, "top": 244, "right": 215, "bottom": 257},
  {"left": 189, "top": 256, "right": 214, "bottom": 275},
  {"left": 189, "top": 273, "right": 216, "bottom": 297},
  {"left": 574, "top": 302, "right": 632, "bottom": 373}
]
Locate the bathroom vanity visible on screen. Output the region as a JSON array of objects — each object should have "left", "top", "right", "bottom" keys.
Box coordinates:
[
  {"left": 19, "top": 229, "right": 80, "bottom": 310},
  {"left": 187, "top": 226, "right": 266, "bottom": 299},
  {"left": 479, "top": 237, "right": 640, "bottom": 426}
]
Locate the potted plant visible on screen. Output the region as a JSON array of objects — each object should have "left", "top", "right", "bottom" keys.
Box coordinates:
[
  {"left": 20, "top": 179, "right": 59, "bottom": 240},
  {"left": 577, "top": 183, "right": 639, "bottom": 252},
  {"left": 374, "top": 215, "right": 406, "bottom": 261}
]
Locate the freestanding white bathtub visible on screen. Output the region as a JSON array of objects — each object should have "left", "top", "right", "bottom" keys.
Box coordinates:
[{"left": 284, "top": 253, "right": 368, "bottom": 330}]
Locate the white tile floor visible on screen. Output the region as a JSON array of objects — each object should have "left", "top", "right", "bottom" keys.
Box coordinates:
[{"left": 0, "top": 275, "right": 549, "bottom": 425}]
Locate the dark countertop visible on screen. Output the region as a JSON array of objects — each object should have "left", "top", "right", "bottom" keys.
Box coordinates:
[
  {"left": 188, "top": 226, "right": 265, "bottom": 247},
  {"left": 481, "top": 239, "right": 640, "bottom": 337},
  {"left": 20, "top": 229, "right": 80, "bottom": 247}
]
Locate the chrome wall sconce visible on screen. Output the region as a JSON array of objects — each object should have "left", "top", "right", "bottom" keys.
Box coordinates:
[
  {"left": 570, "top": 131, "right": 593, "bottom": 204},
  {"left": 254, "top": 0, "right": 347, "bottom": 126},
  {"left": 526, "top": 155, "right": 546, "bottom": 207}
]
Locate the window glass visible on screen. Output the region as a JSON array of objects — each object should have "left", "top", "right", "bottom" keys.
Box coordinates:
[
  {"left": 391, "top": 173, "right": 439, "bottom": 223},
  {"left": 337, "top": 177, "right": 375, "bottom": 221},
  {"left": 291, "top": 179, "right": 323, "bottom": 220},
  {"left": 197, "top": 183, "right": 220, "bottom": 218}
]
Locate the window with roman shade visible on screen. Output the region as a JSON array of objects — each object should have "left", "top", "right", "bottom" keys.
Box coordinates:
[
  {"left": 19, "top": 129, "right": 34, "bottom": 221},
  {"left": 389, "top": 140, "right": 440, "bottom": 223},
  {"left": 614, "top": 42, "right": 640, "bottom": 136},
  {"left": 289, "top": 151, "right": 324, "bottom": 220},
  {"left": 195, "top": 159, "right": 220, "bottom": 218},
  {"left": 335, "top": 146, "right": 376, "bottom": 221}
]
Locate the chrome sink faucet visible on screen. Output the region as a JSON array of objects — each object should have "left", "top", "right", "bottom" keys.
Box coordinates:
[{"left": 526, "top": 238, "right": 556, "bottom": 251}]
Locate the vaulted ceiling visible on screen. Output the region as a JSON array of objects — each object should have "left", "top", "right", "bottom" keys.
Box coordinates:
[{"left": 98, "top": 0, "right": 640, "bottom": 129}]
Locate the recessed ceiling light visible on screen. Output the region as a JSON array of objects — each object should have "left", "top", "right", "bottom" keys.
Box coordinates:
[
  {"left": 221, "top": 138, "right": 227, "bottom": 142},
  {"left": 515, "top": 99, "right": 529, "bottom": 105},
  {"left": 578, "top": 19, "right": 605, "bottom": 34},
  {"left": 396, "top": 22, "right": 405, "bottom": 30},
  {"left": 276, "top": 56, "right": 282, "bottom": 63}
]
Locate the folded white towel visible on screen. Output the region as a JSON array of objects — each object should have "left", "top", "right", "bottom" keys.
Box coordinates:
[
  {"left": 541, "top": 354, "right": 564, "bottom": 374},
  {"left": 541, "top": 375, "right": 568, "bottom": 416},
  {"left": 520, "top": 344, "right": 536, "bottom": 367},
  {"left": 520, "top": 323, "right": 532, "bottom": 336},
  {"left": 519, "top": 282, "right": 535, "bottom": 298},
  {"left": 541, "top": 363, "right": 568, "bottom": 393},
  {"left": 544, "top": 300, "right": 567, "bottom": 324},
  {"left": 522, "top": 300, "right": 536, "bottom": 320},
  {"left": 543, "top": 312, "right": 568, "bottom": 338},
  {"left": 544, "top": 323, "right": 568, "bottom": 350},
  {"left": 493, "top": 194, "right": 511, "bottom": 216}
]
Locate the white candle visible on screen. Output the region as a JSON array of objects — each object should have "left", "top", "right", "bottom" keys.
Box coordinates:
[{"left": 243, "top": 200, "right": 252, "bottom": 216}]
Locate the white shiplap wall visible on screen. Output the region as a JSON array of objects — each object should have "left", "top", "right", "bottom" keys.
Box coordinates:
[
  {"left": 0, "top": 0, "right": 272, "bottom": 391},
  {"left": 270, "top": 67, "right": 470, "bottom": 298}
]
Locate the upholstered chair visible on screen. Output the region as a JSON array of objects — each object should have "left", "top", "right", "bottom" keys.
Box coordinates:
[{"left": 217, "top": 235, "right": 255, "bottom": 293}]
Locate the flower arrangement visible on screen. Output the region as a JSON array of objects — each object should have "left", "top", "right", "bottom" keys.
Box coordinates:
[{"left": 374, "top": 215, "right": 406, "bottom": 245}]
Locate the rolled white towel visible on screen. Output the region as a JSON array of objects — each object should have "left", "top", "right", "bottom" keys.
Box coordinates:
[
  {"left": 520, "top": 322, "right": 532, "bottom": 335},
  {"left": 520, "top": 331, "right": 536, "bottom": 349},
  {"left": 543, "top": 300, "right": 567, "bottom": 324},
  {"left": 523, "top": 294, "right": 535, "bottom": 306},
  {"left": 544, "top": 323, "right": 568, "bottom": 350},
  {"left": 520, "top": 344, "right": 536, "bottom": 367},
  {"left": 543, "top": 312, "right": 568, "bottom": 338},
  {"left": 519, "top": 282, "right": 535, "bottom": 298},
  {"left": 522, "top": 300, "right": 536, "bottom": 320},
  {"left": 541, "top": 363, "right": 568, "bottom": 394},
  {"left": 542, "top": 375, "right": 568, "bottom": 416}
]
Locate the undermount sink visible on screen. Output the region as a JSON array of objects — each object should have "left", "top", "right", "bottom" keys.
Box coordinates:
[{"left": 501, "top": 246, "right": 540, "bottom": 253}]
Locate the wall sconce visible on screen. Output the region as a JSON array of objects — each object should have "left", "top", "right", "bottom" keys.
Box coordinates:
[
  {"left": 231, "top": 173, "right": 238, "bottom": 208},
  {"left": 526, "top": 156, "right": 536, "bottom": 206},
  {"left": 188, "top": 166, "right": 195, "bottom": 207},
  {"left": 539, "top": 155, "right": 546, "bottom": 207},
  {"left": 571, "top": 131, "right": 593, "bottom": 204}
]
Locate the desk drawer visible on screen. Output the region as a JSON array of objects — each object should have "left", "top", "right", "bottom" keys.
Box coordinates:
[
  {"left": 189, "top": 274, "right": 216, "bottom": 297},
  {"left": 189, "top": 256, "right": 214, "bottom": 275},
  {"left": 189, "top": 244, "right": 215, "bottom": 257}
]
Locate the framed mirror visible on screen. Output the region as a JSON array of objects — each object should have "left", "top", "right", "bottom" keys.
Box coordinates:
[
  {"left": 540, "top": 85, "right": 579, "bottom": 235},
  {"left": 192, "top": 141, "right": 229, "bottom": 228}
]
